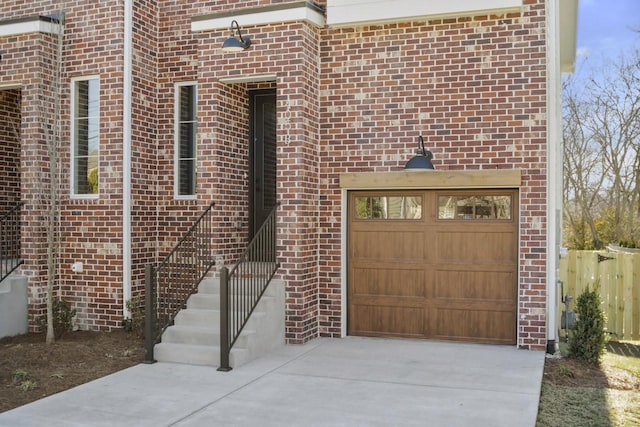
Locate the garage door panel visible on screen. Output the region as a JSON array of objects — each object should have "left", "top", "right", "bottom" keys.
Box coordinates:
[
  {"left": 351, "top": 268, "right": 425, "bottom": 298},
  {"left": 434, "top": 309, "right": 516, "bottom": 343},
  {"left": 435, "top": 270, "right": 516, "bottom": 301},
  {"left": 351, "top": 230, "right": 425, "bottom": 261},
  {"left": 435, "top": 299, "right": 515, "bottom": 312},
  {"left": 436, "top": 231, "right": 516, "bottom": 263},
  {"left": 351, "top": 305, "right": 424, "bottom": 337},
  {"left": 348, "top": 190, "right": 517, "bottom": 345}
]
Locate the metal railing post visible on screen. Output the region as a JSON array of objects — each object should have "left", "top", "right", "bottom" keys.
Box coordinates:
[
  {"left": 144, "top": 264, "right": 157, "bottom": 364},
  {"left": 217, "top": 266, "right": 232, "bottom": 371}
]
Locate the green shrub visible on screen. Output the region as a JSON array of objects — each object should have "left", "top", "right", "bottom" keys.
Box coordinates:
[
  {"left": 12, "top": 369, "right": 30, "bottom": 383},
  {"left": 12, "top": 369, "right": 38, "bottom": 392},
  {"left": 568, "top": 283, "right": 607, "bottom": 365},
  {"left": 17, "top": 380, "right": 38, "bottom": 392},
  {"left": 37, "top": 298, "right": 76, "bottom": 339}
]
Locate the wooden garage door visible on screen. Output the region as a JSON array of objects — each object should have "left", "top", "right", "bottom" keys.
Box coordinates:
[{"left": 348, "top": 190, "right": 518, "bottom": 345}]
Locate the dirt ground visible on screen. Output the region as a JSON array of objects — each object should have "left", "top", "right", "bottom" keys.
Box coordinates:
[
  {"left": 1, "top": 332, "right": 638, "bottom": 415},
  {"left": 543, "top": 356, "right": 640, "bottom": 391},
  {"left": 543, "top": 341, "right": 640, "bottom": 391},
  {"left": 0, "top": 330, "right": 144, "bottom": 413}
]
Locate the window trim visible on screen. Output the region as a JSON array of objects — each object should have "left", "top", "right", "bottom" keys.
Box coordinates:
[
  {"left": 353, "top": 194, "right": 423, "bottom": 220},
  {"left": 70, "top": 75, "right": 100, "bottom": 199},
  {"left": 435, "top": 190, "right": 515, "bottom": 222},
  {"left": 174, "top": 81, "right": 198, "bottom": 199}
]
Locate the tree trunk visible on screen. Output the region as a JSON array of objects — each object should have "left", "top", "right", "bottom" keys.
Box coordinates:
[{"left": 45, "top": 13, "right": 65, "bottom": 344}]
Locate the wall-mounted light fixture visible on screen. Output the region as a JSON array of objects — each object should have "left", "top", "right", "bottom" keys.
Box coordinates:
[
  {"left": 221, "top": 20, "right": 251, "bottom": 52},
  {"left": 404, "top": 136, "right": 435, "bottom": 170}
]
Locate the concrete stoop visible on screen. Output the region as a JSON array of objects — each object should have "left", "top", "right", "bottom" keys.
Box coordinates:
[
  {"left": 0, "top": 275, "right": 28, "bottom": 339},
  {"left": 153, "top": 276, "right": 285, "bottom": 368}
]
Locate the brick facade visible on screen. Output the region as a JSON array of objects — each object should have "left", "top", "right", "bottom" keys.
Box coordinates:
[
  {"left": 0, "top": 89, "right": 21, "bottom": 212},
  {"left": 1, "top": 0, "right": 551, "bottom": 349},
  {"left": 318, "top": 1, "right": 549, "bottom": 349}
]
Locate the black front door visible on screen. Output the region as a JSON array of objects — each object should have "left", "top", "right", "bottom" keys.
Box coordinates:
[{"left": 249, "top": 90, "right": 277, "bottom": 238}]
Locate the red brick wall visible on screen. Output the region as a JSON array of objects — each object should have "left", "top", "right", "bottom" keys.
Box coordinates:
[
  {"left": 130, "top": 0, "right": 159, "bottom": 300},
  {"left": 193, "top": 21, "right": 322, "bottom": 343},
  {"left": 57, "top": 2, "right": 126, "bottom": 330},
  {"left": 155, "top": 1, "right": 323, "bottom": 343},
  {"left": 318, "top": 0, "right": 548, "bottom": 349},
  {"left": 1, "top": 3, "right": 128, "bottom": 330},
  {"left": 155, "top": 0, "right": 207, "bottom": 260},
  {"left": 0, "top": 89, "right": 21, "bottom": 212},
  {"left": 1, "top": 0, "right": 550, "bottom": 349},
  {"left": 0, "top": 29, "right": 63, "bottom": 329}
]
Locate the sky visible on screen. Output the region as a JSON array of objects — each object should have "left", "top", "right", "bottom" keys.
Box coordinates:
[{"left": 576, "top": 0, "right": 640, "bottom": 62}]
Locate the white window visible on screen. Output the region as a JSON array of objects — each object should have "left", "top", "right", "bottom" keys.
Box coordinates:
[
  {"left": 175, "top": 82, "right": 197, "bottom": 198},
  {"left": 71, "top": 76, "right": 100, "bottom": 197}
]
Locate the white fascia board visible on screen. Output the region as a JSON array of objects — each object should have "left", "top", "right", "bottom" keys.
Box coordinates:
[
  {"left": 327, "top": 0, "right": 522, "bottom": 27},
  {"left": 0, "top": 83, "right": 22, "bottom": 89},
  {"left": 559, "top": 0, "right": 578, "bottom": 73},
  {"left": 0, "top": 19, "right": 61, "bottom": 38},
  {"left": 219, "top": 73, "right": 277, "bottom": 84},
  {"left": 546, "top": 0, "right": 563, "bottom": 348},
  {"left": 192, "top": 5, "right": 325, "bottom": 33}
]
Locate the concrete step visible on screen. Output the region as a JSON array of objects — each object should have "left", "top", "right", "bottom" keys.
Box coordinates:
[
  {"left": 187, "top": 293, "right": 218, "bottom": 310},
  {"left": 198, "top": 277, "right": 283, "bottom": 297},
  {"left": 153, "top": 342, "right": 249, "bottom": 367},
  {"left": 161, "top": 324, "right": 254, "bottom": 347},
  {"left": 187, "top": 293, "right": 277, "bottom": 311},
  {"left": 197, "top": 279, "right": 217, "bottom": 294},
  {"left": 174, "top": 308, "right": 266, "bottom": 329},
  {"left": 155, "top": 277, "right": 284, "bottom": 368},
  {"left": 0, "top": 275, "right": 28, "bottom": 339}
]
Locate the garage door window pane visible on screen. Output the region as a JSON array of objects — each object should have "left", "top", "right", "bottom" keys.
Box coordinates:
[
  {"left": 355, "top": 196, "right": 422, "bottom": 219},
  {"left": 438, "top": 195, "right": 511, "bottom": 220}
]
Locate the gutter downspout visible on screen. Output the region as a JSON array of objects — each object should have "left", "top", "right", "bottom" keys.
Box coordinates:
[
  {"left": 122, "top": 0, "right": 133, "bottom": 318},
  {"left": 545, "top": 0, "right": 561, "bottom": 354}
]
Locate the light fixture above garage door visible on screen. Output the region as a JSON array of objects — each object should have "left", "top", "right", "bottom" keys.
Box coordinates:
[{"left": 404, "top": 136, "right": 435, "bottom": 170}]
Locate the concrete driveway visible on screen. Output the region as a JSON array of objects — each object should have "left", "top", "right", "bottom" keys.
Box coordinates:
[{"left": 0, "top": 337, "right": 544, "bottom": 427}]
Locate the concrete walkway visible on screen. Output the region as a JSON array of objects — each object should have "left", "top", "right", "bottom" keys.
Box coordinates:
[{"left": 0, "top": 337, "right": 544, "bottom": 427}]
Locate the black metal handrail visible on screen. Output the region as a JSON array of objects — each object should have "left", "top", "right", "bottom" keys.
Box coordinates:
[
  {"left": 0, "top": 201, "right": 24, "bottom": 283},
  {"left": 144, "top": 202, "right": 215, "bottom": 363},
  {"left": 218, "top": 203, "right": 279, "bottom": 371}
]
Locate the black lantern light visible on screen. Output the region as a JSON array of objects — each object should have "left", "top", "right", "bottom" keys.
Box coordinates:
[
  {"left": 404, "top": 136, "right": 435, "bottom": 170},
  {"left": 221, "top": 20, "right": 251, "bottom": 52}
]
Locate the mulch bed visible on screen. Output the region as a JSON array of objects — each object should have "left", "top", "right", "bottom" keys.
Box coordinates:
[{"left": 0, "top": 330, "right": 144, "bottom": 413}]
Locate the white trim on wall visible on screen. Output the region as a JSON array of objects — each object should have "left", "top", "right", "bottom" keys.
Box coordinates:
[
  {"left": 326, "top": 0, "right": 523, "bottom": 27},
  {"left": 219, "top": 74, "right": 277, "bottom": 84},
  {"left": 0, "top": 18, "right": 61, "bottom": 38},
  {"left": 122, "top": 0, "right": 133, "bottom": 318},
  {"left": 0, "top": 83, "right": 22, "bottom": 90},
  {"left": 545, "top": 0, "right": 564, "bottom": 351},
  {"left": 70, "top": 74, "right": 101, "bottom": 200},
  {"left": 559, "top": 0, "right": 578, "bottom": 73},
  {"left": 340, "top": 189, "right": 348, "bottom": 338},
  {"left": 192, "top": 3, "right": 325, "bottom": 33},
  {"left": 174, "top": 81, "right": 198, "bottom": 200}
]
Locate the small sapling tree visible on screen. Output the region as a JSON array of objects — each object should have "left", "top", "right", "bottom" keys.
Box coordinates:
[{"left": 568, "top": 281, "right": 607, "bottom": 365}]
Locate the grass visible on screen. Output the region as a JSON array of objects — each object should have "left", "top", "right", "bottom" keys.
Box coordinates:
[
  {"left": 537, "top": 384, "right": 612, "bottom": 427},
  {"left": 537, "top": 384, "right": 640, "bottom": 426},
  {"left": 536, "top": 341, "right": 640, "bottom": 427},
  {"left": 603, "top": 351, "right": 640, "bottom": 377}
]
